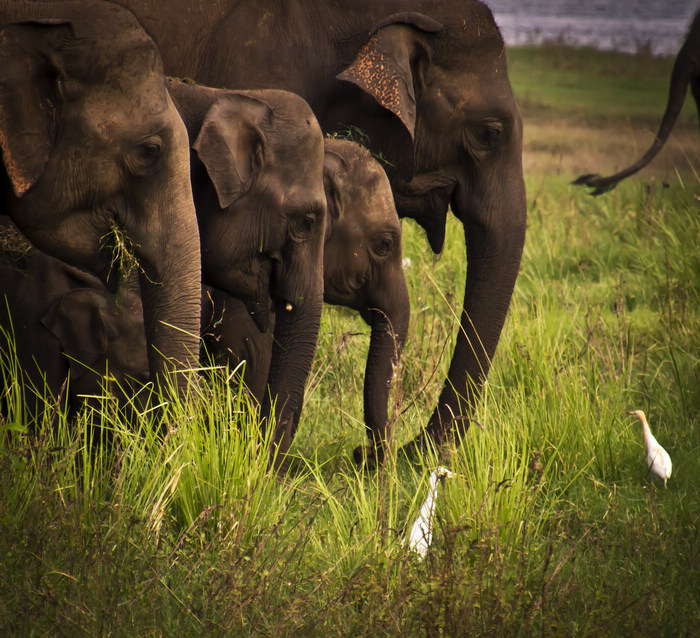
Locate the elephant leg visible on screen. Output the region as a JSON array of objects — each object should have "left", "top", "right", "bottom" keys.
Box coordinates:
[{"left": 691, "top": 75, "right": 700, "bottom": 136}]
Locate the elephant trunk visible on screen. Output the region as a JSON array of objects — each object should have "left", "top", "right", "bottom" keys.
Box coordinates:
[
  {"left": 359, "top": 276, "right": 410, "bottom": 466},
  {"left": 262, "top": 287, "right": 323, "bottom": 464},
  {"left": 138, "top": 248, "right": 201, "bottom": 394},
  {"left": 413, "top": 160, "right": 526, "bottom": 452},
  {"left": 132, "top": 122, "right": 202, "bottom": 394}
]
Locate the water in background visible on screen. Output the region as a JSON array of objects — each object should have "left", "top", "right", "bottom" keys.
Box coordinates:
[{"left": 486, "top": 0, "right": 698, "bottom": 56}]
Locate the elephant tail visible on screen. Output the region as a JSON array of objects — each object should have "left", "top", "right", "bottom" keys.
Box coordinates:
[{"left": 573, "top": 35, "right": 697, "bottom": 195}]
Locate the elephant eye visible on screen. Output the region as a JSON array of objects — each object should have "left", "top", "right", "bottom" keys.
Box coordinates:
[
  {"left": 475, "top": 122, "right": 503, "bottom": 151},
  {"left": 127, "top": 136, "right": 164, "bottom": 177},
  {"left": 370, "top": 233, "right": 394, "bottom": 258},
  {"left": 291, "top": 211, "right": 318, "bottom": 241}
]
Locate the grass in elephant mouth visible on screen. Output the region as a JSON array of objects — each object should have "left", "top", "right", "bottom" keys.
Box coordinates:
[
  {"left": 103, "top": 222, "right": 143, "bottom": 284},
  {"left": 0, "top": 223, "right": 32, "bottom": 266},
  {"left": 0, "top": 44, "right": 699, "bottom": 635}
]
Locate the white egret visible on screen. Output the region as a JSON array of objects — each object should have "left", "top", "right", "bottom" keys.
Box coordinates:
[
  {"left": 405, "top": 466, "right": 455, "bottom": 559},
  {"left": 628, "top": 410, "right": 672, "bottom": 487}
]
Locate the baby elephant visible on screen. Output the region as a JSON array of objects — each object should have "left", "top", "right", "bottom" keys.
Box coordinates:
[
  {"left": 0, "top": 218, "right": 150, "bottom": 426},
  {"left": 202, "top": 138, "right": 410, "bottom": 466}
]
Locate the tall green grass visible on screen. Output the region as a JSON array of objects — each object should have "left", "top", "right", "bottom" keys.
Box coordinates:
[{"left": 1, "top": 45, "right": 699, "bottom": 635}]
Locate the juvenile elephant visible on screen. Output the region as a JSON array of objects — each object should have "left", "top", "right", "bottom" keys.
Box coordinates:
[
  {"left": 575, "top": 9, "right": 700, "bottom": 194},
  {"left": 167, "top": 79, "right": 327, "bottom": 451},
  {"left": 116, "top": 0, "right": 528, "bottom": 453},
  {"left": 201, "top": 138, "right": 410, "bottom": 464},
  {"left": 0, "top": 219, "right": 149, "bottom": 425},
  {"left": 1, "top": 81, "right": 328, "bottom": 445},
  {"left": 0, "top": 1, "right": 202, "bottom": 391}
]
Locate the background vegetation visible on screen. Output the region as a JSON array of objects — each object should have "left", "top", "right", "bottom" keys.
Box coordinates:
[{"left": 1, "top": 44, "right": 698, "bottom": 635}]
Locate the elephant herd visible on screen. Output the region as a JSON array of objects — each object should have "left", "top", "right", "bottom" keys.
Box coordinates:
[{"left": 2, "top": 1, "right": 694, "bottom": 466}]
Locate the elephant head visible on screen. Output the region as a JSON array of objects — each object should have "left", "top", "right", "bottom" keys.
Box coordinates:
[
  {"left": 0, "top": 2, "right": 201, "bottom": 392},
  {"left": 0, "top": 215, "right": 149, "bottom": 426},
  {"left": 327, "top": 6, "right": 527, "bottom": 448},
  {"left": 167, "top": 80, "right": 327, "bottom": 455},
  {"left": 323, "top": 138, "right": 409, "bottom": 466}
]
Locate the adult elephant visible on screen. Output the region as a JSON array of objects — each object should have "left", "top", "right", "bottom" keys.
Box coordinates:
[
  {"left": 201, "top": 138, "right": 410, "bottom": 465},
  {"left": 575, "top": 9, "right": 700, "bottom": 194},
  {"left": 0, "top": 1, "right": 201, "bottom": 392},
  {"left": 117, "top": 0, "right": 527, "bottom": 451}
]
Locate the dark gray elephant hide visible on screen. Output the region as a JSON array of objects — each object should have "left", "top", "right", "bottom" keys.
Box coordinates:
[
  {"left": 115, "top": 0, "right": 528, "bottom": 452},
  {"left": 0, "top": 0, "right": 201, "bottom": 394}
]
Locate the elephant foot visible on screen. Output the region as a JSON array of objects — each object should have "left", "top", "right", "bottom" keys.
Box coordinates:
[
  {"left": 399, "top": 427, "right": 456, "bottom": 464},
  {"left": 352, "top": 442, "right": 384, "bottom": 470},
  {"left": 398, "top": 430, "right": 430, "bottom": 462}
]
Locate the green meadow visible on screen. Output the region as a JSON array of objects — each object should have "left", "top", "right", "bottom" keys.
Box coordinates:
[{"left": 1, "top": 45, "right": 699, "bottom": 635}]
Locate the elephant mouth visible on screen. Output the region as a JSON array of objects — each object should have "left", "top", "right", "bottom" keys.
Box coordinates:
[
  {"left": 269, "top": 260, "right": 306, "bottom": 318},
  {"left": 97, "top": 223, "right": 142, "bottom": 293},
  {"left": 398, "top": 171, "right": 457, "bottom": 198},
  {"left": 391, "top": 171, "right": 457, "bottom": 254},
  {"left": 243, "top": 257, "right": 274, "bottom": 333}
]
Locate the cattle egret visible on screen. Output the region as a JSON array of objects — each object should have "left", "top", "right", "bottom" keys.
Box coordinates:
[
  {"left": 628, "top": 410, "right": 672, "bottom": 487},
  {"left": 405, "top": 466, "right": 455, "bottom": 559}
]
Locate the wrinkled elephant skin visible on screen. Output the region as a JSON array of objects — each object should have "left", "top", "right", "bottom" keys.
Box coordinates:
[
  {"left": 0, "top": 1, "right": 201, "bottom": 393},
  {"left": 116, "top": 0, "right": 528, "bottom": 451}
]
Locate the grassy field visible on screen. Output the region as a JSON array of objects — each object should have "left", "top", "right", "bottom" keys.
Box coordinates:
[{"left": 1, "top": 45, "right": 699, "bottom": 635}]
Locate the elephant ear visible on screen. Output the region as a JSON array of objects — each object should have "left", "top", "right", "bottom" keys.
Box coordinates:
[
  {"left": 336, "top": 13, "right": 443, "bottom": 176},
  {"left": 41, "top": 288, "right": 148, "bottom": 383},
  {"left": 41, "top": 289, "right": 112, "bottom": 382},
  {"left": 193, "top": 93, "right": 273, "bottom": 209},
  {"left": 322, "top": 146, "right": 348, "bottom": 238},
  {"left": 0, "top": 20, "right": 74, "bottom": 198}
]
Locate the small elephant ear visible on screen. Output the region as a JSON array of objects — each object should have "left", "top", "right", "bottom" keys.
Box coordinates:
[
  {"left": 193, "top": 93, "right": 272, "bottom": 209},
  {"left": 323, "top": 147, "right": 348, "bottom": 232},
  {"left": 336, "top": 13, "right": 443, "bottom": 150},
  {"left": 41, "top": 289, "right": 111, "bottom": 381},
  {"left": 0, "top": 20, "right": 74, "bottom": 197},
  {"left": 41, "top": 288, "right": 149, "bottom": 383}
]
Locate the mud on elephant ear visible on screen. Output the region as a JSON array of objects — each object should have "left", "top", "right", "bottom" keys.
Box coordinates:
[
  {"left": 335, "top": 12, "right": 447, "bottom": 252},
  {"left": 192, "top": 93, "right": 274, "bottom": 332}
]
